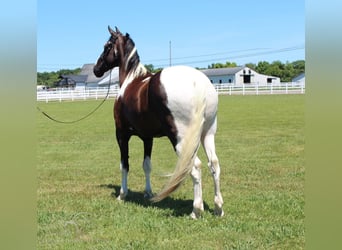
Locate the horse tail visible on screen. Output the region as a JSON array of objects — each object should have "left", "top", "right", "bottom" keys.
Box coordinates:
[{"left": 151, "top": 84, "right": 206, "bottom": 202}]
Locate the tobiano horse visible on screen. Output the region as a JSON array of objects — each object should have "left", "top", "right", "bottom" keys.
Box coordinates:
[{"left": 93, "top": 26, "right": 223, "bottom": 218}]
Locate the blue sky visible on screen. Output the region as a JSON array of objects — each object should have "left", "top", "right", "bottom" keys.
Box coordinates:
[{"left": 37, "top": 0, "right": 304, "bottom": 72}]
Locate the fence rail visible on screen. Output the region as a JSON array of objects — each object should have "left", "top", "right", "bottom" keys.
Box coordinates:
[{"left": 37, "top": 82, "right": 305, "bottom": 102}]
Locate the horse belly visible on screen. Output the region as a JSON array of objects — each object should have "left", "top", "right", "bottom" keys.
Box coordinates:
[{"left": 127, "top": 111, "right": 164, "bottom": 137}]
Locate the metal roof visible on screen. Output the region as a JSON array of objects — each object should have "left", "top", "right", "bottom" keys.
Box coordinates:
[
  {"left": 200, "top": 66, "right": 245, "bottom": 76},
  {"left": 79, "top": 63, "right": 110, "bottom": 83}
]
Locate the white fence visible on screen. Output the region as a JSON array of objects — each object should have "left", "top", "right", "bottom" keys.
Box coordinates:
[{"left": 37, "top": 82, "right": 305, "bottom": 102}]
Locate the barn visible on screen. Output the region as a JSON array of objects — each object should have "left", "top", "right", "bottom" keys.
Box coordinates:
[
  {"left": 292, "top": 73, "right": 305, "bottom": 84},
  {"left": 201, "top": 66, "right": 280, "bottom": 85}
]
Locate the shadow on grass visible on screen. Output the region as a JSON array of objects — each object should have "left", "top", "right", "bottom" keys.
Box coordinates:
[{"left": 99, "top": 184, "right": 212, "bottom": 217}]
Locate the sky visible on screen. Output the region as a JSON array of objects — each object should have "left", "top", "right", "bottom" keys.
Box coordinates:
[{"left": 37, "top": 0, "right": 305, "bottom": 72}]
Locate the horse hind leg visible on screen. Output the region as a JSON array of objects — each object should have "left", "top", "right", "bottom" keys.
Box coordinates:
[
  {"left": 202, "top": 131, "right": 224, "bottom": 217},
  {"left": 174, "top": 142, "right": 204, "bottom": 219},
  {"left": 190, "top": 156, "right": 204, "bottom": 219}
]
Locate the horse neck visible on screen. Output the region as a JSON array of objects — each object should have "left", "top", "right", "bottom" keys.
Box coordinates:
[{"left": 118, "top": 49, "right": 148, "bottom": 87}]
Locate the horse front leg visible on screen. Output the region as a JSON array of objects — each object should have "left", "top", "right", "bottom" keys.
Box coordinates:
[
  {"left": 116, "top": 130, "right": 131, "bottom": 201},
  {"left": 142, "top": 137, "right": 153, "bottom": 198}
]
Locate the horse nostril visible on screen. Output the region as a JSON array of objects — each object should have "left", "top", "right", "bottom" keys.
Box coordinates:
[{"left": 93, "top": 67, "right": 104, "bottom": 77}]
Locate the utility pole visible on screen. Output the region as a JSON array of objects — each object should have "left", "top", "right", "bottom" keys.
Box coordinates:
[{"left": 169, "top": 40, "right": 172, "bottom": 67}]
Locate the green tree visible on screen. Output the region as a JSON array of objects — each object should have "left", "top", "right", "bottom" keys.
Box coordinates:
[
  {"left": 245, "top": 63, "right": 256, "bottom": 70},
  {"left": 208, "top": 61, "right": 237, "bottom": 69},
  {"left": 37, "top": 68, "right": 81, "bottom": 87}
]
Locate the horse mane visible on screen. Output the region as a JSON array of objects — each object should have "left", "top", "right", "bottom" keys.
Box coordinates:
[{"left": 124, "top": 34, "right": 143, "bottom": 74}]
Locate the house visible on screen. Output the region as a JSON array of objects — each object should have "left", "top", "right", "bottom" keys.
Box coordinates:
[
  {"left": 56, "top": 64, "right": 118, "bottom": 89},
  {"left": 292, "top": 73, "right": 305, "bottom": 84},
  {"left": 79, "top": 63, "right": 111, "bottom": 89},
  {"left": 57, "top": 74, "right": 87, "bottom": 88},
  {"left": 200, "top": 66, "right": 280, "bottom": 85}
]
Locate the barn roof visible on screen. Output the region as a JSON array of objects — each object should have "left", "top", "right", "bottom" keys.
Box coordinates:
[
  {"left": 201, "top": 66, "right": 245, "bottom": 76},
  {"left": 60, "top": 74, "right": 87, "bottom": 82},
  {"left": 80, "top": 63, "right": 111, "bottom": 83}
]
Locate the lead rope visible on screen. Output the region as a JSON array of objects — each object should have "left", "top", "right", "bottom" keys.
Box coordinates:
[{"left": 36, "top": 69, "right": 112, "bottom": 124}]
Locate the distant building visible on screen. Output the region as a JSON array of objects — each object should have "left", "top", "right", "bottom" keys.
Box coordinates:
[
  {"left": 56, "top": 64, "right": 119, "bottom": 89},
  {"left": 201, "top": 66, "right": 280, "bottom": 85},
  {"left": 292, "top": 73, "right": 305, "bottom": 85},
  {"left": 57, "top": 75, "right": 87, "bottom": 88},
  {"left": 55, "top": 64, "right": 281, "bottom": 89}
]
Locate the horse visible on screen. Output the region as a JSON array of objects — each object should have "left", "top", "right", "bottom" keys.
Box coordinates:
[{"left": 93, "top": 26, "right": 224, "bottom": 219}]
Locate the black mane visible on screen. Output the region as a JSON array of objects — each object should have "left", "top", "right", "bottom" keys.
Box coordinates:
[{"left": 124, "top": 34, "right": 140, "bottom": 73}]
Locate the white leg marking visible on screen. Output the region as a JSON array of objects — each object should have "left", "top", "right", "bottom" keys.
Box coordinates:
[
  {"left": 202, "top": 133, "right": 224, "bottom": 217},
  {"left": 190, "top": 157, "right": 204, "bottom": 219},
  {"left": 117, "top": 162, "right": 128, "bottom": 201},
  {"left": 143, "top": 156, "right": 153, "bottom": 198}
]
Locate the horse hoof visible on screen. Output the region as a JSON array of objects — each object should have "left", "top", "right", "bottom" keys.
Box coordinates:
[
  {"left": 190, "top": 207, "right": 203, "bottom": 219},
  {"left": 190, "top": 212, "right": 199, "bottom": 220},
  {"left": 214, "top": 207, "right": 224, "bottom": 217},
  {"left": 144, "top": 191, "right": 153, "bottom": 199},
  {"left": 116, "top": 195, "right": 124, "bottom": 201},
  {"left": 117, "top": 192, "right": 127, "bottom": 201}
]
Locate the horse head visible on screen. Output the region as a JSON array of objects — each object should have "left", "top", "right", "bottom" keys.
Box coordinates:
[{"left": 93, "top": 26, "right": 125, "bottom": 77}]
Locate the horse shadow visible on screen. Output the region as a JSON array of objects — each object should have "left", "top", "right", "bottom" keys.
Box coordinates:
[{"left": 99, "top": 184, "right": 212, "bottom": 217}]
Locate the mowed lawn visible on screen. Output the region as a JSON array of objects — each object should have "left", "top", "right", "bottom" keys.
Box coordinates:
[{"left": 37, "top": 94, "right": 304, "bottom": 249}]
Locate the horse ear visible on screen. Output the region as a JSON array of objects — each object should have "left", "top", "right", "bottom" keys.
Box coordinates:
[
  {"left": 115, "top": 26, "right": 122, "bottom": 34},
  {"left": 108, "top": 25, "right": 116, "bottom": 36}
]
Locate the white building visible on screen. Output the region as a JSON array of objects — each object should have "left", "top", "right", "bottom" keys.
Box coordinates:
[
  {"left": 292, "top": 73, "right": 305, "bottom": 85},
  {"left": 201, "top": 66, "right": 280, "bottom": 85}
]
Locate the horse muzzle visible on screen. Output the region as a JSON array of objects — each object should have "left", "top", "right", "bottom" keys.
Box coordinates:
[{"left": 93, "top": 65, "right": 104, "bottom": 77}]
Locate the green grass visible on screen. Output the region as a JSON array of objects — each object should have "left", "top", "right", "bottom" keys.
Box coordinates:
[{"left": 37, "top": 94, "right": 304, "bottom": 249}]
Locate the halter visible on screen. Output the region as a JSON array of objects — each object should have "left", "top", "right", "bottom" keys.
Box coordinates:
[{"left": 36, "top": 69, "right": 112, "bottom": 124}]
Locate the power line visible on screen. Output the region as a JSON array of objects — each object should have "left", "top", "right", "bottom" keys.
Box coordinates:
[
  {"left": 37, "top": 45, "right": 304, "bottom": 71},
  {"left": 145, "top": 45, "right": 304, "bottom": 68},
  {"left": 143, "top": 47, "right": 272, "bottom": 63}
]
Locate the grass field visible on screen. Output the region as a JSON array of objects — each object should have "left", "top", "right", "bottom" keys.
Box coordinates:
[{"left": 37, "top": 94, "right": 304, "bottom": 249}]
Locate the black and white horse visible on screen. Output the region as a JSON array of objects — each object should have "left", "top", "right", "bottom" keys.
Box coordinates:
[{"left": 94, "top": 26, "right": 223, "bottom": 218}]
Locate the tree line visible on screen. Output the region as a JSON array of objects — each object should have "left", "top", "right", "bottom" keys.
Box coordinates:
[
  {"left": 37, "top": 68, "right": 81, "bottom": 88},
  {"left": 37, "top": 60, "right": 304, "bottom": 87}
]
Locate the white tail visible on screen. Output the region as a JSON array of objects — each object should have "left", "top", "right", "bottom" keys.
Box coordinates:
[{"left": 151, "top": 87, "right": 206, "bottom": 202}]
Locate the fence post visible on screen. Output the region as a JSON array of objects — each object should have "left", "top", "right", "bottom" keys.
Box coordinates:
[
  {"left": 270, "top": 83, "right": 273, "bottom": 94},
  {"left": 256, "top": 83, "right": 259, "bottom": 95},
  {"left": 243, "top": 84, "right": 245, "bottom": 95},
  {"left": 286, "top": 83, "right": 288, "bottom": 94}
]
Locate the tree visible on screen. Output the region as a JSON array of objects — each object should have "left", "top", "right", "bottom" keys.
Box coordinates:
[
  {"left": 208, "top": 61, "right": 237, "bottom": 69},
  {"left": 37, "top": 68, "right": 81, "bottom": 87},
  {"left": 144, "top": 64, "right": 154, "bottom": 72}
]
